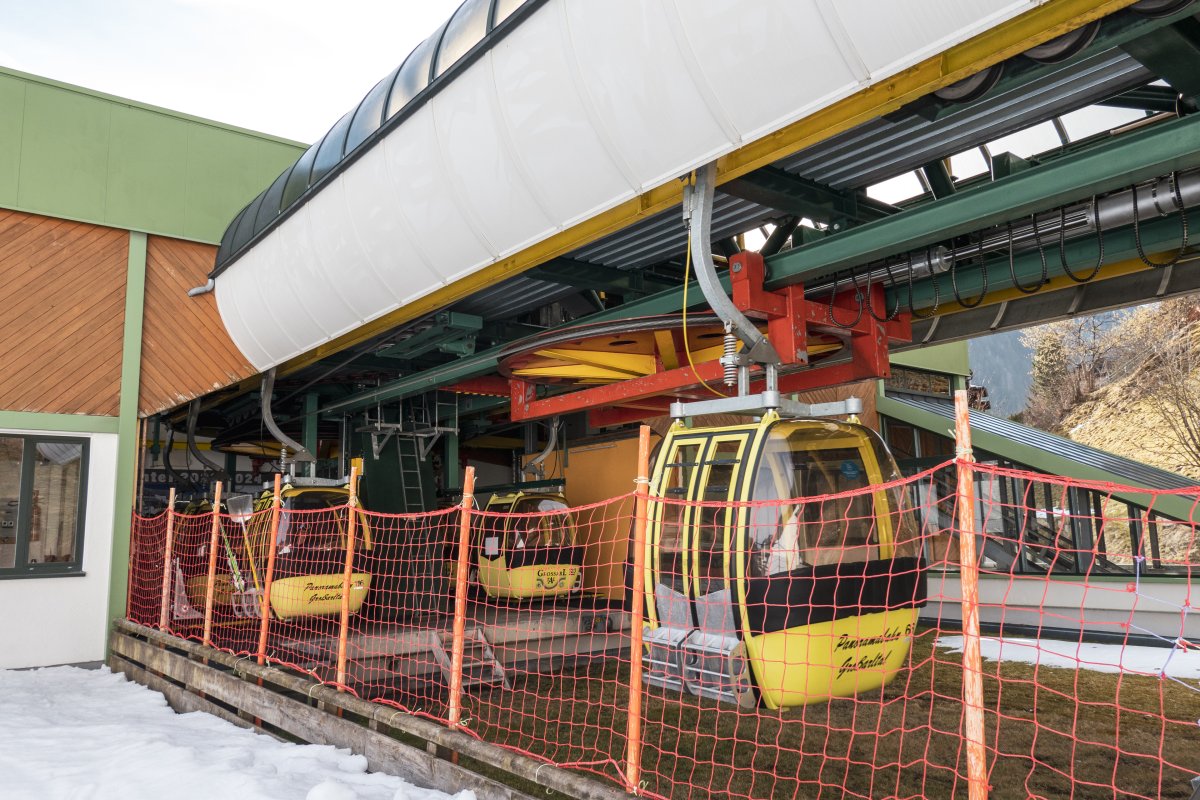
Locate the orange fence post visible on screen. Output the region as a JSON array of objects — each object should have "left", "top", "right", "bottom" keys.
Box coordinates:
[
  {"left": 256, "top": 474, "right": 283, "bottom": 666},
  {"left": 157, "top": 487, "right": 177, "bottom": 630},
  {"left": 448, "top": 466, "right": 476, "bottom": 730},
  {"left": 954, "top": 389, "right": 989, "bottom": 800},
  {"left": 201, "top": 481, "right": 223, "bottom": 649},
  {"left": 624, "top": 425, "right": 652, "bottom": 793},
  {"left": 336, "top": 465, "right": 361, "bottom": 691}
]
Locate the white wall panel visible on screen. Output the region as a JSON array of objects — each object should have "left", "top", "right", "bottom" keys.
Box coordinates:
[
  {"left": 382, "top": 105, "right": 494, "bottom": 284},
  {"left": 562, "top": 0, "right": 730, "bottom": 190},
  {"left": 490, "top": 10, "right": 636, "bottom": 228},
  {"left": 670, "top": 0, "right": 861, "bottom": 143},
  {"left": 0, "top": 432, "right": 117, "bottom": 669},
  {"left": 215, "top": 0, "right": 1047, "bottom": 371},
  {"left": 340, "top": 146, "right": 443, "bottom": 308},
  {"left": 832, "top": 0, "right": 1039, "bottom": 78},
  {"left": 432, "top": 56, "right": 556, "bottom": 264}
]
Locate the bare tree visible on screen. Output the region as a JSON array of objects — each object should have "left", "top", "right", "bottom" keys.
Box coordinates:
[{"left": 1120, "top": 298, "right": 1200, "bottom": 473}]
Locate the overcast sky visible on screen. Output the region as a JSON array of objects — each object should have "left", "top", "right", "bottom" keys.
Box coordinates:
[{"left": 0, "top": 0, "right": 465, "bottom": 144}]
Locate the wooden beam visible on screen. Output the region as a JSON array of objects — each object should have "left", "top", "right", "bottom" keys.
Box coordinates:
[{"left": 111, "top": 621, "right": 631, "bottom": 800}]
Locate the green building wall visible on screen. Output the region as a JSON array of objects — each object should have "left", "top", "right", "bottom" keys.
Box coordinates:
[{"left": 0, "top": 67, "right": 305, "bottom": 243}]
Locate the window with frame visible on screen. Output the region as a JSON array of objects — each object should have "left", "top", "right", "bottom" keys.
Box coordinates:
[{"left": 0, "top": 435, "right": 88, "bottom": 577}]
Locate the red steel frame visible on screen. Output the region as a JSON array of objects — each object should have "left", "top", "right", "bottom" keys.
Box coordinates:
[{"left": 508, "top": 251, "right": 911, "bottom": 424}]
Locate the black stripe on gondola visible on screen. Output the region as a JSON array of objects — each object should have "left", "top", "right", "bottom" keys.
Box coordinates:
[
  {"left": 503, "top": 544, "right": 585, "bottom": 571},
  {"left": 743, "top": 557, "right": 927, "bottom": 635}
]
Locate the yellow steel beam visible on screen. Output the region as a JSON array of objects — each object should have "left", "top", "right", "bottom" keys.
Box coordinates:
[
  {"left": 532, "top": 348, "right": 658, "bottom": 377},
  {"left": 277, "top": 0, "right": 1138, "bottom": 377}
]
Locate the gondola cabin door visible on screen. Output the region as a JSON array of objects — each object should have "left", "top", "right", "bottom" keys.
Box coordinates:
[{"left": 645, "top": 424, "right": 758, "bottom": 707}]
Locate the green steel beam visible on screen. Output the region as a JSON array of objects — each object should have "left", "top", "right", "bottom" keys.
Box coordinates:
[
  {"left": 921, "top": 160, "right": 956, "bottom": 199},
  {"left": 376, "top": 312, "right": 482, "bottom": 360},
  {"left": 105, "top": 232, "right": 147, "bottom": 642},
  {"left": 895, "top": 213, "right": 1191, "bottom": 310},
  {"left": 1120, "top": 18, "right": 1200, "bottom": 102},
  {"left": 318, "top": 274, "right": 724, "bottom": 415},
  {"left": 722, "top": 167, "right": 897, "bottom": 224},
  {"left": 303, "top": 392, "right": 319, "bottom": 477},
  {"left": 0, "top": 410, "right": 119, "bottom": 434},
  {"left": 1098, "top": 84, "right": 1184, "bottom": 113},
  {"left": 763, "top": 113, "right": 1200, "bottom": 290}
]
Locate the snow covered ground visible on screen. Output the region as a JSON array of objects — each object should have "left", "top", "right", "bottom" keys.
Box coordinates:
[
  {"left": 0, "top": 666, "right": 471, "bottom": 800},
  {"left": 937, "top": 635, "right": 1200, "bottom": 680}
]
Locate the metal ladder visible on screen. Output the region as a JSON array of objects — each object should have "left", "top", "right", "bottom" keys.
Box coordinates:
[
  {"left": 395, "top": 435, "right": 425, "bottom": 513},
  {"left": 425, "top": 627, "right": 510, "bottom": 690}
]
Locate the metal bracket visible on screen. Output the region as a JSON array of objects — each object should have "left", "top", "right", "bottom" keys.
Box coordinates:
[{"left": 671, "top": 392, "right": 862, "bottom": 420}]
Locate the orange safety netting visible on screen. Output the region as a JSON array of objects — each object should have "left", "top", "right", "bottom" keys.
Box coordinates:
[{"left": 126, "top": 459, "right": 1200, "bottom": 800}]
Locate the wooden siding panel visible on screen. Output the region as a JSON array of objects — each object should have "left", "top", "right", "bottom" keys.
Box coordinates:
[
  {"left": 139, "top": 236, "right": 255, "bottom": 416},
  {"left": 0, "top": 209, "right": 126, "bottom": 416}
]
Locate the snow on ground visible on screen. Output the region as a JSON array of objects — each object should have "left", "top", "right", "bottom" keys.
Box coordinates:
[
  {"left": 937, "top": 635, "right": 1200, "bottom": 680},
  {"left": 0, "top": 666, "right": 471, "bottom": 800}
]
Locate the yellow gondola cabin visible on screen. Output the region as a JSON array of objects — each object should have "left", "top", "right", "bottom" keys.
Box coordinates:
[
  {"left": 644, "top": 413, "right": 926, "bottom": 709},
  {"left": 470, "top": 490, "right": 583, "bottom": 600},
  {"left": 180, "top": 482, "right": 372, "bottom": 621}
]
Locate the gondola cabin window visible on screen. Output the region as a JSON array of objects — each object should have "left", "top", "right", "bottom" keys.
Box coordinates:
[
  {"left": 506, "top": 496, "right": 573, "bottom": 549},
  {"left": 0, "top": 435, "right": 88, "bottom": 578},
  {"left": 747, "top": 425, "right": 915, "bottom": 579},
  {"left": 654, "top": 442, "right": 701, "bottom": 596}
]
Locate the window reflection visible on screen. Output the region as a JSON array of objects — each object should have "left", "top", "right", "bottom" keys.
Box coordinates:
[
  {"left": 29, "top": 442, "right": 82, "bottom": 565},
  {"left": 387, "top": 35, "right": 440, "bottom": 119},
  {"left": 492, "top": 0, "right": 525, "bottom": 26},
  {"left": 346, "top": 67, "right": 400, "bottom": 153},
  {"left": 0, "top": 437, "right": 21, "bottom": 570},
  {"left": 435, "top": 0, "right": 490, "bottom": 78}
]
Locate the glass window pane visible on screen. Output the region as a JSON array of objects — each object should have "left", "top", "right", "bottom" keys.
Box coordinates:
[
  {"left": 281, "top": 140, "right": 322, "bottom": 208},
  {"left": 387, "top": 34, "right": 440, "bottom": 119},
  {"left": 696, "top": 440, "right": 739, "bottom": 592},
  {"left": 28, "top": 441, "right": 83, "bottom": 565},
  {"left": 309, "top": 111, "right": 354, "bottom": 186},
  {"left": 493, "top": 0, "right": 525, "bottom": 26},
  {"left": 345, "top": 67, "right": 400, "bottom": 153},
  {"left": 0, "top": 437, "right": 22, "bottom": 569},
  {"left": 1094, "top": 498, "right": 1137, "bottom": 572},
  {"left": 655, "top": 443, "right": 699, "bottom": 596},
  {"left": 435, "top": 0, "right": 490, "bottom": 78},
  {"left": 1145, "top": 514, "right": 1197, "bottom": 574}
]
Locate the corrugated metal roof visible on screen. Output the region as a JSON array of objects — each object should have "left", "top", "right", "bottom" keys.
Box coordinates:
[
  {"left": 559, "top": 49, "right": 1150, "bottom": 274},
  {"left": 781, "top": 49, "right": 1151, "bottom": 190},
  {"left": 886, "top": 391, "right": 1200, "bottom": 492},
  {"left": 452, "top": 275, "right": 579, "bottom": 319}
]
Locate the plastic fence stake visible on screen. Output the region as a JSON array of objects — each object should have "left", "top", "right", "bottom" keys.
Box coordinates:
[
  {"left": 336, "top": 465, "right": 360, "bottom": 691},
  {"left": 954, "top": 390, "right": 989, "bottom": 800},
  {"left": 625, "top": 425, "right": 652, "bottom": 793},
  {"left": 201, "top": 481, "right": 223, "bottom": 649},
  {"left": 448, "top": 466, "right": 476, "bottom": 730},
  {"left": 157, "top": 487, "right": 177, "bottom": 630},
  {"left": 256, "top": 474, "right": 282, "bottom": 666}
]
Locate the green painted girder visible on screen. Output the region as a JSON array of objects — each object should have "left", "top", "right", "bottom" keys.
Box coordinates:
[
  {"left": 894, "top": 213, "right": 1193, "bottom": 311},
  {"left": 762, "top": 112, "right": 1200, "bottom": 291},
  {"left": 1099, "top": 84, "right": 1184, "bottom": 113},
  {"left": 528, "top": 258, "right": 676, "bottom": 295},
  {"left": 376, "top": 311, "right": 482, "bottom": 360},
  {"left": 721, "top": 167, "right": 897, "bottom": 224},
  {"left": 1120, "top": 17, "right": 1200, "bottom": 102}
]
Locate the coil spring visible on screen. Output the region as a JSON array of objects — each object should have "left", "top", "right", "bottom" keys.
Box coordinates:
[{"left": 722, "top": 330, "right": 737, "bottom": 386}]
